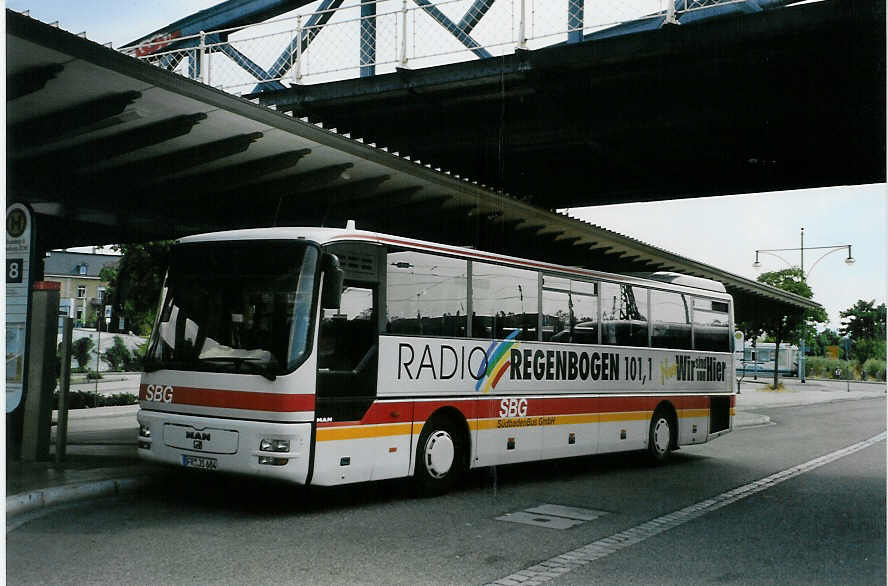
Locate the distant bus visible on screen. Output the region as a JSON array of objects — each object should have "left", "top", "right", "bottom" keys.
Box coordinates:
[
  {"left": 735, "top": 342, "right": 799, "bottom": 377},
  {"left": 137, "top": 225, "right": 736, "bottom": 494}
]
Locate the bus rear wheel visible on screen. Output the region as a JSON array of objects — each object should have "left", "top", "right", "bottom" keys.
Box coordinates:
[
  {"left": 648, "top": 409, "right": 674, "bottom": 464},
  {"left": 414, "top": 418, "right": 464, "bottom": 496}
]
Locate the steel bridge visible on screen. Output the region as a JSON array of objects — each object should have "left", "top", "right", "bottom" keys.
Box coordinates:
[
  {"left": 120, "top": 0, "right": 885, "bottom": 207},
  {"left": 122, "top": 0, "right": 788, "bottom": 93}
]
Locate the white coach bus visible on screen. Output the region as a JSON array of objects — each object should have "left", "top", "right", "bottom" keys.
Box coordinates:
[{"left": 137, "top": 224, "right": 736, "bottom": 494}]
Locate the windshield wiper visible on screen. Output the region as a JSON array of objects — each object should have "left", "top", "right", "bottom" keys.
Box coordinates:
[{"left": 197, "top": 357, "right": 278, "bottom": 381}]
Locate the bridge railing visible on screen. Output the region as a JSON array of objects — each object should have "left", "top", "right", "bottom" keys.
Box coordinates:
[{"left": 121, "top": 0, "right": 748, "bottom": 95}]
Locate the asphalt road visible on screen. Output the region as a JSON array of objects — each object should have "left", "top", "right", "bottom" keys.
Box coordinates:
[{"left": 9, "top": 398, "right": 885, "bottom": 585}]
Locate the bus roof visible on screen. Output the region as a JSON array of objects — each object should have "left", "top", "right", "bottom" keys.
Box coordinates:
[{"left": 179, "top": 225, "right": 732, "bottom": 299}]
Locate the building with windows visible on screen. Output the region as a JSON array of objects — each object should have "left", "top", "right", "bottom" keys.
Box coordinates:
[{"left": 44, "top": 250, "right": 120, "bottom": 327}]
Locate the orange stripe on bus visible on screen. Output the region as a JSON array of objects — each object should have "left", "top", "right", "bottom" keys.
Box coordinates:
[
  {"left": 316, "top": 423, "right": 413, "bottom": 441},
  {"left": 678, "top": 409, "right": 711, "bottom": 418}
]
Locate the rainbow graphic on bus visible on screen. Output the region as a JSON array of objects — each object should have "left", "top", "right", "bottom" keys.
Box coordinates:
[{"left": 474, "top": 329, "right": 521, "bottom": 393}]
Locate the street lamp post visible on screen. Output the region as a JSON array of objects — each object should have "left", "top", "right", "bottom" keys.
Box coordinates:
[{"left": 752, "top": 227, "right": 854, "bottom": 384}]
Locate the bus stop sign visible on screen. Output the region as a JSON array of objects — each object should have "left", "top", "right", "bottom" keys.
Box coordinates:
[{"left": 6, "top": 203, "right": 34, "bottom": 413}]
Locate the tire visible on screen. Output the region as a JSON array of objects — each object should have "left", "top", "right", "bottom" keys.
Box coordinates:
[
  {"left": 647, "top": 409, "right": 674, "bottom": 464},
  {"left": 413, "top": 417, "right": 465, "bottom": 497}
]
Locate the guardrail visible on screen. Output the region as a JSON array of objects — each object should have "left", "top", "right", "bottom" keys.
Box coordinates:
[{"left": 120, "top": 0, "right": 748, "bottom": 94}]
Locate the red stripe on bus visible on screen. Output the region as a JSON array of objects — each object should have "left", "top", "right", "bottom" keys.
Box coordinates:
[
  {"left": 139, "top": 384, "right": 315, "bottom": 412},
  {"left": 339, "top": 395, "right": 717, "bottom": 428},
  {"left": 317, "top": 394, "right": 723, "bottom": 429}
]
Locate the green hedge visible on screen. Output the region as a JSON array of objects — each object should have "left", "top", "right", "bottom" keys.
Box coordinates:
[
  {"left": 52, "top": 391, "right": 138, "bottom": 409},
  {"left": 805, "top": 356, "right": 886, "bottom": 381},
  {"left": 805, "top": 357, "right": 851, "bottom": 379},
  {"left": 862, "top": 358, "right": 886, "bottom": 381}
]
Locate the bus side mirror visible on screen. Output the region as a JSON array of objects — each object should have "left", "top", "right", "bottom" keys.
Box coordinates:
[{"left": 321, "top": 252, "right": 344, "bottom": 310}]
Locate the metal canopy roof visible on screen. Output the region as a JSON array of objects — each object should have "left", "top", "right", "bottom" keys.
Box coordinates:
[{"left": 5, "top": 10, "right": 818, "bottom": 316}]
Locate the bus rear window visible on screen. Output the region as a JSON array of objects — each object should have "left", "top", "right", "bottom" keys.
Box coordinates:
[{"left": 694, "top": 297, "right": 731, "bottom": 352}]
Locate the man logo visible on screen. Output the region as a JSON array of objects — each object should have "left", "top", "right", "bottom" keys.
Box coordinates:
[{"left": 186, "top": 431, "right": 211, "bottom": 441}]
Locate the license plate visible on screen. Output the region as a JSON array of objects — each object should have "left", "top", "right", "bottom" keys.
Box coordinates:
[{"left": 181, "top": 455, "right": 217, "bottom": 470}]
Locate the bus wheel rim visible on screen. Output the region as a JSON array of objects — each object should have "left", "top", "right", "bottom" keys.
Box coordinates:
[
  {"left": 424, "top": 430, "right": 455, "bottom": 479},
  {"left": 653, "top": 418, "right": 670, "bottom": 453}
]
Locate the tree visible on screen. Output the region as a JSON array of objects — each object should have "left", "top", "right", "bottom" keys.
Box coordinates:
[
  {"left": 810, "top": 328, "right": 841, "bottom": 357},
  {"left": 103, "top": 336, "right": 132, "bottom": 371},
  {"left": 72, "top": 337, "right": 95, "bottom": 370},
  {"left": 750, "top": 268, "right": 828, "bottom": 388},
  {"left": 839, "top": 300, "right": 886, "bottom": 341},
  {"left": 100, "top": 241, "right": 174, "bottom": 336},
  {"left": 837, "top": 299, "right": 886, "bottom": 363}
]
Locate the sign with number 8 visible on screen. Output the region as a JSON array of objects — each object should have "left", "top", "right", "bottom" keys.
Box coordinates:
[{"left": 7, "top": 259, "right": 23, "bottom": 283}]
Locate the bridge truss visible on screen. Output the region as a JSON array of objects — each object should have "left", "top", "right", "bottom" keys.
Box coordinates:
[{"left": 121, "top": 0, "right": 789, "bottom": 94}]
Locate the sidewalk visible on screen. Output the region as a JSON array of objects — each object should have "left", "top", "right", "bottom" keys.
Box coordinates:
[
  {"left": 6, "top": 404, "right": 166, "bottom": 519},
  {"left": 732, "top": 377, "right": 886, "bottom": 428},
  {"left": 7, "top": 380, "right": 885, "bottom": 521}
]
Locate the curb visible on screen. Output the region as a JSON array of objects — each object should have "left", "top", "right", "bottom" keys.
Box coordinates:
[
  {"left": 733, "top": 412, "right": 771, "bottom": 428},
  {"left": 738, "top": 394, "right": 886, "bottom": 412},
  {"left": 801, "top": 377, "right": 886, "bottom": 386},
  {"left": 6, "top": 475, "right": 151, "bottom": 519}
]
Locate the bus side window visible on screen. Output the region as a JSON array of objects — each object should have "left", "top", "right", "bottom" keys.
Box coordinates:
[
  {"left": 472, "top": 262, "right": 538, "bottom": 340},
  {"left": 386, "top": 250, "right": 468, "bottom": 337},
  {"left": 542, "top": 275, "right": 571, "bottom": 342},
  {"left": 601, "top": 282, "right": 648, "bottom": 347},
  {"left": 542, "top": 277, "right": 598, "bottom": 344},
  {"left": 570, "top": 280, "right": 599, "bottom": 344},
  {"left": 651, "top": 290, "right": 691, "bottom": 349}
]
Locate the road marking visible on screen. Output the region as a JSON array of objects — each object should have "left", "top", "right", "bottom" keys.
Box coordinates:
[
  {"left": 497, "top": 512, "right": 586, "bottom": 530},
  {"left": 496, "top": 504, "right": 609, "bottom": 530},
  {"left": 487, "top": 432, "right": 886, "bottom": 586},
  {"left": 525, "top": 504, "right": 609, "bottom": 522}
]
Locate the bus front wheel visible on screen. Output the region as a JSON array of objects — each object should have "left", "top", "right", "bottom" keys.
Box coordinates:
[
  {"left": 414, "top": 418, "right": 464, "bottom": 496},
  {"left": 648, "top": 409, "right": 674, "bottom": 464}
]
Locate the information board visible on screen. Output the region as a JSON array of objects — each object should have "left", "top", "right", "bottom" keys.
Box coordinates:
[{"left": 6, "top": 203, "right": 34, "bottom": 413}]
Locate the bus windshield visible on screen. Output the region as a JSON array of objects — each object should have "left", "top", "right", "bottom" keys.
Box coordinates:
[{"left": 145, "top": 240, "right": 319, "bottom": 379}]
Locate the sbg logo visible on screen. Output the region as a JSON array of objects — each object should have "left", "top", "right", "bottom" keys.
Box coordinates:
[
  {"left": 143, "top": 384, "right": 174, "bottom": 403},
  {"left": 499, "top": 397, "right": 528, "bottom": 418}
]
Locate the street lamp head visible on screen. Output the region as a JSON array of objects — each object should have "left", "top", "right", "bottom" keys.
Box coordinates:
[
  {"left": 844, "top": 256, "right": 855, "bottom": 265},
  {"left": 752, "top": 260, "right": 761, "bottom": 270}
]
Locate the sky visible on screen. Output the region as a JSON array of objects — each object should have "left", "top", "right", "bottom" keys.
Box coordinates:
[
  {"left": 563, "top": 184, "right": 887, "bottom": 331},
  {"left": 6, "top": 0, "right": 886, "bottom": 330},
  {"left": 4, "top": 1, "right": 222, "bottom": 47}
]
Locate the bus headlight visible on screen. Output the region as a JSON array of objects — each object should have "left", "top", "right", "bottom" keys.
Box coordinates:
[
  {"left": 258, "top": 438, "right": 290, "bottom": 465},
  {"left": 259, "top": 439, "right": 289, "bottom": 452},
  {"left": 139, "top": 424, "right": 151, "bottom": 438}
]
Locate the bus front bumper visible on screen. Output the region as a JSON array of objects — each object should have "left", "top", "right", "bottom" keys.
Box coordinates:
[{"left": 137, "top": 410, "right": 313, "bottom": 484}]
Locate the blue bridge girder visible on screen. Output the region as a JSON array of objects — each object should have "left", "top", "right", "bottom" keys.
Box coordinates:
[
  {"left": 583, "top": 0, "right": 788, "bottom": 41},
  {"left": 127, "top": 0, "right": 798, "bottom": 93},
  {"left": 412, "top": 0, "right": 494, "bottom": 60},
  {"left": 123, "top": 0, "right": 316, "bottom": 50}
]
